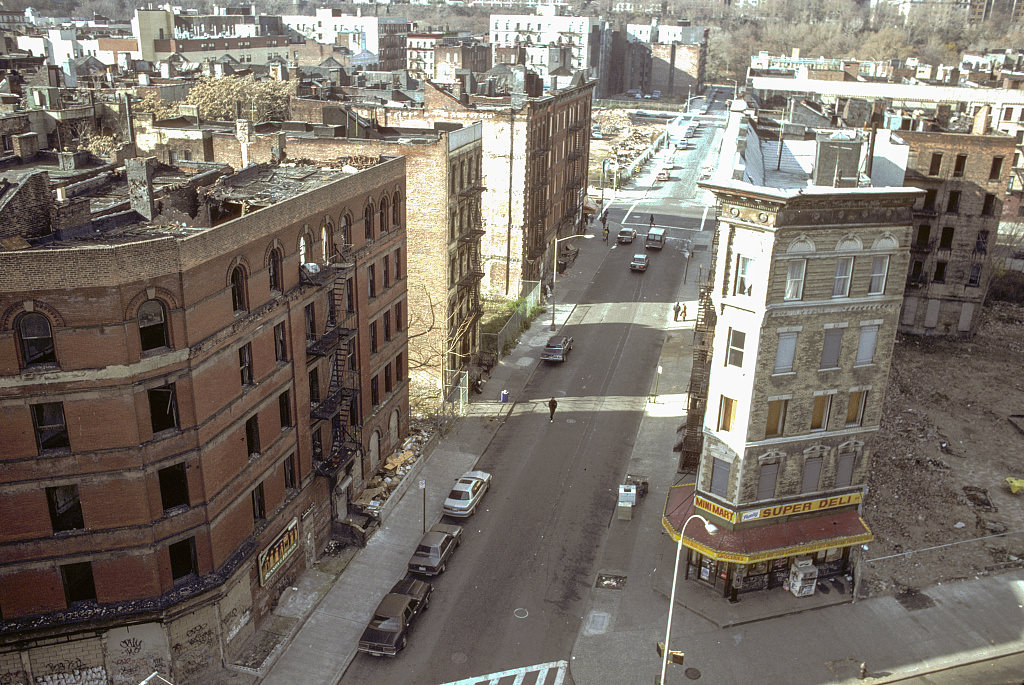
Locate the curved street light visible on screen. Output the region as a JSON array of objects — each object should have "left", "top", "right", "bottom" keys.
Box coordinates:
[{"left": 660, "top": 513, "right": 719, "bottom": 684}]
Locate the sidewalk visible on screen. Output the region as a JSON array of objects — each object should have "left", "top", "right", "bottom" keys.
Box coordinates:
[
  {"left": 570, "top": 241, "right": 1024, "bottom": 684},
  {"left": 254, "top": 227, "right": 611, "bottom": 685}
]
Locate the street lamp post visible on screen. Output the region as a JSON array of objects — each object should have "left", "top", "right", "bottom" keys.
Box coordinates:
[
  {"left": 728, "top": 78, "right": 738, "bottom": 98},
  {"left": 600, "top": 158, "right": 618, "bottom": 207},
  {"left": 660, "top": 513, "right": 719, "bottom": 684},
  {"left": 550, "top": 233, "right": 593, "bottom": 330}
]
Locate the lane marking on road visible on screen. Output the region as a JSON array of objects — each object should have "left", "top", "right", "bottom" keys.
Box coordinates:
[{"left": 439, "top": 660, "right": 568, "bottom": 685}]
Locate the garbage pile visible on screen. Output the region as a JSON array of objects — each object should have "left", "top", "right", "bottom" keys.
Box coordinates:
[{"left": 352, "top": 421, "right": 437, "bottom": 518}]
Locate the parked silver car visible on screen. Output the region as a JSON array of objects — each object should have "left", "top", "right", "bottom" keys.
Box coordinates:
[{"left": 442, "top": 471, "right": 492, "bottom": 517}]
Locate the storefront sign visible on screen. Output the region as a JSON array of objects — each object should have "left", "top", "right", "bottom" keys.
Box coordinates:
[
  {"left": 258, "top": 517, "right": 299, "bottom": 586},
  {"left": 740, "top": 493, "right": 862, "bottom": 522},
  {"left": 693, "top": 495, "right": 737, "bottom": 524}
]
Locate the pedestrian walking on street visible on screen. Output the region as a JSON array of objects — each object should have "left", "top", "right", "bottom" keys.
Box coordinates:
[
  {"left": 681, "top": 304, "right": 687, "bottom": 321},
  {"left": 548, "top": 397, "right": 558, "bottom": 422},
  {"left": 649, "top": 213, "right": 655, "bottom": 228},
  {"left": 672, "top": 302, "right": 681, "bottom": 321}
]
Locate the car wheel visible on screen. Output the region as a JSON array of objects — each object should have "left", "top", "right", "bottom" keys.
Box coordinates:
[
  {"left": 398, "top": 636, "right": 407, "bottom": 652},
  {"left": 439, "top": 563, "right": 446, "bottom": 574},
  {"left": 422, "top": 598, "right": 430, "bottom": 611}
]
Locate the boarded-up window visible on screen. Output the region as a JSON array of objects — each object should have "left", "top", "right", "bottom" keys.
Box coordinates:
[
  {"left": 856, "top": 326, "right": 878, "bottom": 365},
  {"left": 710, "top": 458, "right": 730, "bottom": 497},
  {"left": 810, "top": 395, "right": 832, "bottom": 431},
  {"left": 757, "top": 462, "right": 779, "bottom": 500},
  {"left": 765, "top": 400, "right": 787, "bottom": 438},
  {"left": 718, "top": 396, "right": 737, "bottom": 431},
  {"left": 835, "top": 452, "right": 856, "bottom": 488},
  {"left": 821, "top": 329, "right": 843, "bottom": 369},
  {"left": 802, "top": 456, "right": 822, "bottom": 493}
]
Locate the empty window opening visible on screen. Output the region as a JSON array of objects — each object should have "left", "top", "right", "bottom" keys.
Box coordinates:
[
  {"left": 158, "top": 463, "right": 190, "bottom": 511},
  {"left": 138, "top": 300, "right": 169, "bottom": 351},
  {"left": 18, "top": 312, "right": 56, "bottom": 367},
  {"left": 47, "top": 485, "right": 84, "bottom": 532},
  {"left": 61, "top": 562, "right": 97, "bottom": 604},
  {"left": 169, "top": 537, "right": 198, "bottom": 582},
  {"left": 245, "top": 415, "right": 261, "bottom": 457},
  {"left": 32, "top": 402, "right": 70, "bottom": 451},
  {"left": 252, "top": 482, "right": 266, "bottom": 520}
]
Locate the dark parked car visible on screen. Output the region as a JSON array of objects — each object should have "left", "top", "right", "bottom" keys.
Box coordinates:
[
  {"left": 408, "top": 523, "right": 463, "bottom": 576},
  {"left": 541, "top": 335, "right": 574, "bottom": 362},
  {"left": 357, "top": 576, "right": 432, "bottom": 656}
]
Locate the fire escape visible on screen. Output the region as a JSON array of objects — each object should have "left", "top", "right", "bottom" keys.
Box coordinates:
[
  {"left": 528, "top": 142, "right": 550, "bottom": 260},
  {"left": 565, "top": 120, "right": 585, "bottom": 234},
  {"left": 302, "top": 250, "right": 361, "bottom": 479},
  {"left": 678, "top": 225, "right": 719, "bottom": 472},
  {"left": 456, "top": 193, "right": 486, "bottom": 366}
]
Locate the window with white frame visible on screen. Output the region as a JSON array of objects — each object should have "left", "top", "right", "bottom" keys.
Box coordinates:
[
  {"left": 726, "top": 328, "right": 745, "bottom": 367},
  {"left": 774, "top": 332, "right": 797, "bottom": 373},
  {"left": 832, "top": 257, "right": 854, "bottom": 297},
  {"left": 855, "top": 325, "right": 878, "bottom": 365},
  {"left": 845, "top": 390, "right": 868, "bottom": 427},
  {"left": 734, "top": 255, "right": 752, "bottom": 296},
  {"left": 868, "top": 255, "right": 889, "bottom": 295},
  {"left": 785, "top": 259, "right": 806, "bottom": 300}
]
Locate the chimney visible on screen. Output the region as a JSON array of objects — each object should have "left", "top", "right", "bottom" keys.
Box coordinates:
[
  {"left": 972, "top": 105, "right": 990, "bottom": 135},
  {"left": 126, "top": 157, "right": 157, "bottom": 220}
]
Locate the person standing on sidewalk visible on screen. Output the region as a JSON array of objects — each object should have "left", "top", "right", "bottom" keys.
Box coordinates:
[
  {"left": 548, "top": 397, "right": 558, "bottom": 422},
  {"left": 672, "top": 302, "right": 681, "bottom": 321},
  {"left": 681, "top": 304, "right": 687, "bottom": 321}
]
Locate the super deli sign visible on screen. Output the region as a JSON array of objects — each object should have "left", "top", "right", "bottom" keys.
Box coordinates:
[{"left": 740, "top": 493, "right": 862, "bottom": 522}]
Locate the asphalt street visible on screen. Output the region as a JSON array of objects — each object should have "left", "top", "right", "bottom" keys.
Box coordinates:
[{"left": 339, "top": 102, "right": 720, "bottom": 685}]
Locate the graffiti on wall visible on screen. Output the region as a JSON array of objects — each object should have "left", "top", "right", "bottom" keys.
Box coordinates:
[{"left": 105, "top": 623, "right": 172, "bottom": 685}]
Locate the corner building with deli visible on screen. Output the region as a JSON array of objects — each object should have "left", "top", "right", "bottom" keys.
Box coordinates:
[{"left": 669, "top": 100, "right": 922, "bottom": 598}]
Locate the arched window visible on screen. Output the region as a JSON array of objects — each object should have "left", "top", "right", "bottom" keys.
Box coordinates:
[
  {"left": 230, "top": 266, "right": 248, "bottom": 312},
  {"left": 268, "top": 248, "right": 282, "bottom": 292},
  {"left": 341, "top": 214, "right": 352, "bottom": 247},
  {"left": 364, "top": 203, "right": 374, "bottom": 241},
  {"left": 321, "top": 225, "right": 332, "bottom": 264},
  {"left": 17, "top": 312, "right": 56, "bottom": 367},
  {"left": 379, "top": 197, "right": 389, "bottom": 234},
  {"left": 392, "top": 192, "right": 401, "bottom": 228},
  {"left": 138, "top": 299, "right": 169, "bottom": 351},
  {"left": 299, "top": 235, "right": 308, "bottom": 265}
]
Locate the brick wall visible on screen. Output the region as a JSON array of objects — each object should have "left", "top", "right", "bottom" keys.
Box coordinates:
[{"left": 0, "top": 170, "right": 52, "bottom": 239}]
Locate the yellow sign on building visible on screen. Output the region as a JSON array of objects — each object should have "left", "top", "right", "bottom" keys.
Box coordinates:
[{"left": 694, "top": 492, "right": 863, "bottom": 525}]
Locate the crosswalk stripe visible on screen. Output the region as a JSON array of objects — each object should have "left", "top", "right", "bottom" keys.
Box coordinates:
[{"left": 439, "top": 660, "right": 568, "bottom": 685}]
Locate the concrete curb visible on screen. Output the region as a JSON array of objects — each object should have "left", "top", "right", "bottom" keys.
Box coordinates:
[{"left": 857, "top": 642, "right": 1024, "bottom": 684}]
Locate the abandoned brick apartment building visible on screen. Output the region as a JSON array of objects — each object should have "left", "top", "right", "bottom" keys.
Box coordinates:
[
  {"left": 0, "top": 154, "right": 407, "bottom": 683},
  {"left": 671, "top": 102, "right": 921, "bottom": 598},
  {"left": 133, "top": 109, "right": 485, "bottom": 405}
]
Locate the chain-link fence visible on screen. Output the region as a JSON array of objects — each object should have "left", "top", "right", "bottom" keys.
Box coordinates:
[
  {"left": 482, "top": 280, "right": 541, "bottom": 360},
  {"left": 436, "top": 369, "right": 468, "bottom": 435}
]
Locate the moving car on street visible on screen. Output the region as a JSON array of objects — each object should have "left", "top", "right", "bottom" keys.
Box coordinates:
[
  {"left": 443, "top": 471, "right": 492, "bottom": 517},
  {"left": 617, "top": 226, "right": 637, "bottom": 243},
  {"left": 408, "top": 523, "right": 463, "bottom": 576},
  {"left": 630, "top": 254, "right": 649, "bottom": 272},
  {"left": 357, "top": 576, "right": 433, "bottom": 656},
  {"left": 541, "top": 335, "right": 574, "bottom": 362}
]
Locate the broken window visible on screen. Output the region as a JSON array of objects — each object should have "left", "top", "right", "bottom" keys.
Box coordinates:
[
  {"left": 371, "top": 375, "right": 380, "bottom": 407},
  {"left": 274, "top": 322, "right": 288, "bottom": 362},
  {"left": 370, "top": 320, "right": 378, "bottom": 354},
  {"left": 717, "top": 396, "right": 736, "bottom": 431},
  {"left": 284, "top": 453, "right": 297, "bottom": 490},
  {"left": 138, "top": 299, "right": 169, "bottom": 351},
  {"left": 934, "top": 261, "right": 947, "bottom": 283},
  {"left": 953, "top": 153, "right": 967, "bottom": 177},
  {"left": 946, "top": 190, "right": 960, "bottom": 213},
  {"left": 916, "top": 225, "right": 931, "bottom": 246},
  {"left": 158, "top": 463, "right": 189, "bottom": 511},
  {"left": 46, "top": 484, "right": 84, "bottom": 532},
  {"left": 230, "top": 266, "right": 248, "bottom": 312},
  {"left": 279, "top": 390, "right": 292, "bottom": 428},
  {"left": 17, "top": 312, "right": 56, "bottom": 367},
  {"left": 923, "top": 189, "right": 936, "bottom": 211},
  {"left": 383, "top": 310, "right": 391, "bottom": 341},
  {"left": 31, "top": 402, "right": 70, "bottom": 452},
  {"left": 928, "top": 152, "right": 942, "bottom": 175},
  {"left": 251, "top": 482, "right": 266, "bottom": 521},
  {"left": 968, "top": 263, "right": 983, "bottom": 287},
  {"left": 368, "top": 264, "right": 376, "bottom": 298},
  {"left": 990, "top": 156, "right": 1004, "bottom": 180},
  {"left": 168, "top": 537, "right": 197, "bottom": 583},
  {"left": 61, "top": 562, "right": 97, "bottom": 604},
  {"left": 148, "top": 385, "right": 178, "bottom": 434},
  {"left": 311, "top": 426, "right": 322, "bottom": 458},
  {"left": 385, "top": 363, "right": 393, "bottom": 394},
  {"left": 304, "top": 303, "right": 317, "bottom": 341},
  {"left": 364, "top": 203, "right": 374, "bottom": 240},
  {"left": 346, "top": 277, "right": 355, "bottom": 313},
  {"left": 309, "top": 368, "right": 320, "bottom": 404},
  {"left": 239, "top": 343, "right": 253, "bottom": 386},
  {"left": 976, "top": 230, "right": 990, "bottom": 253},
  {"left": 245, "top": 415, "right": 260, "bottom": 457},
  {"left": 383, "top": 255, "right": 390, "bottom": 288},
  {"left": 268, "top": 249, "right": 283, "bottom": 292}
]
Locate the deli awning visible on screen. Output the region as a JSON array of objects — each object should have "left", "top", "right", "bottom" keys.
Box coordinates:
[
  {"left": 582, "top": 199, "right": 598, "bottom": 214},
  {"left": 663, "top": 483, "right": 872, "bottom": 564}
]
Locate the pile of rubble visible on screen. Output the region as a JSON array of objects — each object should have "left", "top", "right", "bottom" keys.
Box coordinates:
[
  {"left": 588, "top": 108, "right": 664, "bottom": 180},
  {"left": 351, "top": 421, "right": 437, "bottom": 517}
]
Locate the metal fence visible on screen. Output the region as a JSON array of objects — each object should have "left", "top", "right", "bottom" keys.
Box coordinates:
[
  {"left": 483, "top": 280, "right": 541, "bottom": 358},
  {"left": 437, "top": 369, "right": 468, "bottom": 435}
]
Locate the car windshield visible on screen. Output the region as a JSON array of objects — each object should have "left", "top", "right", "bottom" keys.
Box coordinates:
[
  {"left": 415, "top": 545, "right": 433, "bottom": 554},
  {"left": 450, "top": 491, "right": 470, "bottom": 500},
  {"left": 546, "top": 337, "right": 564, "bottom": 347}
]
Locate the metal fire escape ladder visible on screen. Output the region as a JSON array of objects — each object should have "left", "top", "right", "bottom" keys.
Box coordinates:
[{"left": 678, "top": 225, "right": 719, "bottom": 472}]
